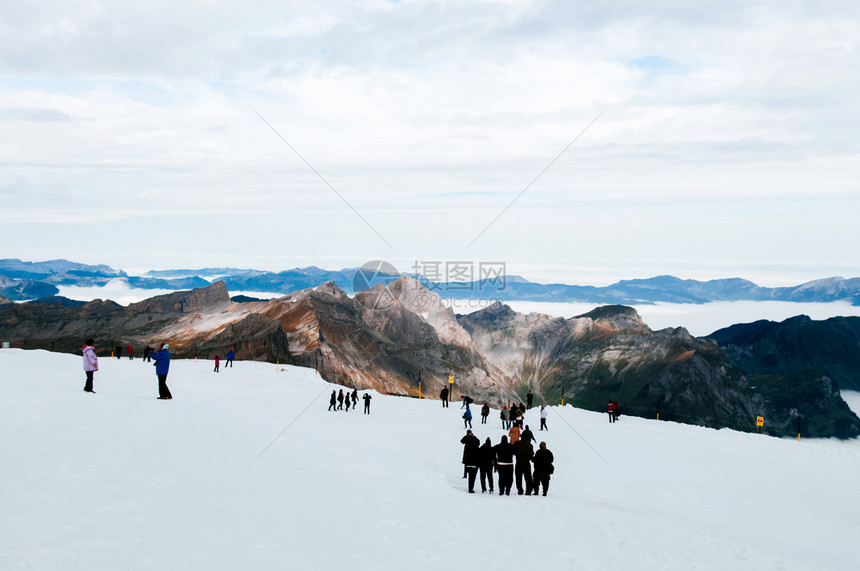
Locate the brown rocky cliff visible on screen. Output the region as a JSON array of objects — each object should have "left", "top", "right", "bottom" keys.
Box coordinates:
[{"left": 128, "top": 281, "right": 230, "bottom": 314}]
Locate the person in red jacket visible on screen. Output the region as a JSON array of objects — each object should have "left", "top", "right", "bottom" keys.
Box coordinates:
[
  {"left": 214, "top": 355, "right": 220, "bottom": 373},
  {"left": 608, "top": 399, "right": 616, "bottom": 423}
]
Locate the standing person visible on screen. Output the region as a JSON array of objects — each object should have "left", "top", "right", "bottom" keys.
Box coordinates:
[
  {"left": 478, "top": 437, "right": 496, "bottom": 494},
  {"left": 460, "top": 430, "right": 480, "bottom": 493},
  {"left": 213, "top": 355, "right": 220, "bottom": 373},
  {"left": 344, "top": 391, "right": 351, "bottom": 412},
  {"left": 337, "top": 389, "right": 345, "bottom": 410},
  {"left": 521, "top": 424, "right": 536, "bottom": 445},
  {"left": 613, "top": 400, "right": 621, "bottom": 422},
  {"left": 351, "top": 388, "right": 358, "bottom": 409},
  {"left": 82, "top": 339, "right": 98, "bottom": 393},
  {"left": 143, "top": 345, "right": 153, "bottom": 362},
  {"left": 115, "top": 344, "right": 122, "bottom": 359},
  {"left": 480, "top": 402, "right": 490, "bottom": 424},
  {"left": 463, "top": 405, "right": 473, "bottom": 429},
  {"left": 225, "top": 349, "right": 234, "bottom": 368},
  {"left": 607, "top": 399, "right": 615, "bottom": 423},
  {"left": 500, "top": 406, "right": 509, "bottom": 429},
  {"left": 508, "top": 423, "right": 521, "bottom": 444},
  {"left": 493, "top": 435, "right": 515, "bottom": 496},
  {"left": 539, "top": 405, "right": 548, "bottom": 431},
  {"left": 363, "top": 392, "right": 372, "bottom": 414},
  {"left": 513, "top": 437, "right": 535, "bottom": 495},
  {"left": 532, "top": 442, "right": 555, "bottom": 496},
  {"left": 440, "top": 386, "right": 449, "bottom": 408},
  {"left": 151, "top": 343, "right": 172, "bottom": 400},
  {"left": 527, "top": 390, "right": 534, "bottom": 409},
  {"left": 517, "top": 404, "right": 526, "bottom": 428},
  {"left": 508, "top": 403, "right": 519, "bottom": 428},
  {"left": 328, "top": 390, "right": 337, "bottom": 411},
  {"left": 127, "top": 344, "right": 134, "bottom": 360}
]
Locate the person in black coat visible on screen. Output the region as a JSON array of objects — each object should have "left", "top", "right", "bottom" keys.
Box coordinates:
[
  {"left": 363, "top": 392, "right": 372, "bottom": 414},
  {"left": 337, "top": 389, "right": 345, "bottom": 410},
  {"left": 493, "top": 435, "right": 515, "bottom": 496},
  {"left": 532, "top": 441, "right": 555, "bottom": 496},
  {"left": 480, "top": 403, "right": 490, "bottom": 424},
  {"left": 477, "top": 437, "right": 495, "bottom": 494},
  {"left": 440, "top": 386, "right": 449, "bottom": 407},
  {"left": 513, "top": 438, "right": 535, "bottom": 495},
  {"left": 521, "top": 424, "right": 536, "bottom": 445},
  {"left": 328, "top": 390, "right": 337, "bottom": 411},
  {"left": 460, "top": 430, "right": 481, "bottom": 493},
  {"left": 526, "top": 390, "right": 534, "bottom": 409}
]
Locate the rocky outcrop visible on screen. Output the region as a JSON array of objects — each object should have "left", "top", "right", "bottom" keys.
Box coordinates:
[
  {"left": 127, "top": 281, "right": 231, "bottom": 314},
  {"left": 709, "top": 315, "right": 860, "bottom": 391}
]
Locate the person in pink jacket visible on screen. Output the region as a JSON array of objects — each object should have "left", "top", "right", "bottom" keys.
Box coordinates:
[{"left": 83, "top": 339, "right": 98, "bottom": 393}]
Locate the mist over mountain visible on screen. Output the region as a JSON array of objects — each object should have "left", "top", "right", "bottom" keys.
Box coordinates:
[{"left": 1, "top": 258, "right": 859, "bottom": 306}]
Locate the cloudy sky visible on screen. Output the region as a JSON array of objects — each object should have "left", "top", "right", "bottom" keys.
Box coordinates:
[{"left": 1, "top": 1, "right": 858, "bottom": 286}]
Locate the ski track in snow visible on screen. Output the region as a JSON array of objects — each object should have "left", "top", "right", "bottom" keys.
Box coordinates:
[{"left": 1, "top": 349, "right": 859, "bottom": 570}]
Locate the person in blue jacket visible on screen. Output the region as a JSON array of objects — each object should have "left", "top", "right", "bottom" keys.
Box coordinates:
[
  {"left": 151, "top": 343, "right": 173, "bottom": 400},
  {"left": 463, "top": 405, "right": 473, "bottom": 429}
]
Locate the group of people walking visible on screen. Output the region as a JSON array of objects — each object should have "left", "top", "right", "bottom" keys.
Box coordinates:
[
  {"left": 450, "top": 388, "right": 556, "bottom": 496},
  {"left": 328, "top": 388, "right": 372, "bottom": 414},
  {"left": 82, "top": 339, "right": 173, "bottom": 399},
  {"left": 460, "top": 429, "right": 554, "bottom": 496}
]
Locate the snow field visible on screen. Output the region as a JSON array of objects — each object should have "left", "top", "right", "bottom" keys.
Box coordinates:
[{"left": 1, "top": 349, "right": 859, "bottom": 570}]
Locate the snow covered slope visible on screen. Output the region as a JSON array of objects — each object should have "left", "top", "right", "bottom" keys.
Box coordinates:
[{"left": 1, "top": 349, "right": 858, "bottom": 570}]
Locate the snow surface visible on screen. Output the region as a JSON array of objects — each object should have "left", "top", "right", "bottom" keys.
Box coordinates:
[{"left": 2, "top": 349, "right": 859, "bottom": 570}]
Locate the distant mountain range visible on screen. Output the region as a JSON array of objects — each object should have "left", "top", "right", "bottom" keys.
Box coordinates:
[{"left": 1, "top": 258, "right": 859, "bottom": 306}]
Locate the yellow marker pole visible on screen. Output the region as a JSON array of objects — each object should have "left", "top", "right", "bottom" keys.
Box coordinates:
[
  {"left": 418, "top": 381, "right": 421, "bottom": 399},
  {"left": 656, "top": 413, "right": 660, "bottom": 420},
  {"left": 276, "top": 360, "right": 279, "bottom": 372}
]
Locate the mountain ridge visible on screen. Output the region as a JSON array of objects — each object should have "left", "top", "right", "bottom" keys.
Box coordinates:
[{"left": 2, "top": 258, "right": 859, "bottom": 306}]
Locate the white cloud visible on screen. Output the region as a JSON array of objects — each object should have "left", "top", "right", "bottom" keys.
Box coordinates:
[{"left": 0, "top": 1, "right": 858, "bottom": 282}]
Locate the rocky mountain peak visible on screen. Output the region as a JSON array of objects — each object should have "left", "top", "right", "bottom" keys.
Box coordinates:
[
  {"left": 576, "top": 304, "right": 650, "bottom": 332},
  {"left": 127, "top": 281, "right": 230, "bottom": 314}
]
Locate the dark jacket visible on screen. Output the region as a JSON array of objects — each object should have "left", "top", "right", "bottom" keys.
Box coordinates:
[
  {"left": 494, "top": 438, "right": 515, "bottom": 465},
  {"left": 521, "top": 427, "right": 536, "bottom": 444},
  {"left": 460, "top": 434, "right": 480, "bottom": 466},
  {"left": 513, "top": 440, "right": 534, "bottom": 464},
  {"left": 533, "top": 449, "right": 554, "bottom": 474},
  {"left": 478, "top": 441, "right": 496, "bottom": 469}
]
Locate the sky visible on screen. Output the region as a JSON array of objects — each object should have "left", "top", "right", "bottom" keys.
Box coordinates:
[{"left": 1, "top": 1, "right": 859, "bottom": 287}]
